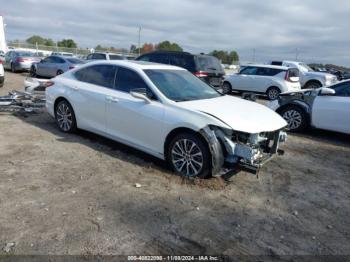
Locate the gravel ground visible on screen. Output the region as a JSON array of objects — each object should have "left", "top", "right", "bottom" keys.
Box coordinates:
[{"left": 0, "top": 72, "right": 349, "bottom": 257}]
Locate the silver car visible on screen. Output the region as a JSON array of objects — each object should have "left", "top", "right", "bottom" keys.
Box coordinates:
[
  {"left": 4, "top": 51, "right": 41, "bottom": 72},
  {"left": 30, "top": 56, "right": 84, "bottom": 78}
]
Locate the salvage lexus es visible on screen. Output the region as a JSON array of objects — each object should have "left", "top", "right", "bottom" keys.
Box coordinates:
[{"left": 46, "top": 61, "right": 287, "bottom": 178}]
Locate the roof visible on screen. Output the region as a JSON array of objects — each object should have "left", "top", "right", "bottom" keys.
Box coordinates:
[
  {"left": 85, "top": 60, "right": 186, "bottom": 71},
  {"left": 241, "top": 64, "right": 289, "bottom": 70}
]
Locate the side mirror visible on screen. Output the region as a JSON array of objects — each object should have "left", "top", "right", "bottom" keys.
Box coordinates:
[
  {"left": 130, "top": 88, "right": 151, "bottom": 103},
  {"left": 319, "top": 87, "right": 335, "bottom": 96}
]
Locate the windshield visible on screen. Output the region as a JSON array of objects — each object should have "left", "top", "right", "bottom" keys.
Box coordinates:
[
  {"left": 298, "top": 63, "right": 314, "bottom": 72},
  {"left": 144, "top": 69, "right": 222, "bottom": 102}
]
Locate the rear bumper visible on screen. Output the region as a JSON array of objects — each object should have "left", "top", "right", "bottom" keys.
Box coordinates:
[{"left": 15, "top": 62, "right": 33, "bottom": 71}]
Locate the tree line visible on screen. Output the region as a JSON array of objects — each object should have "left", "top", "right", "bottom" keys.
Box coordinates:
[{"left": 25, "top": 35, "right": 240, "bottom": 64}]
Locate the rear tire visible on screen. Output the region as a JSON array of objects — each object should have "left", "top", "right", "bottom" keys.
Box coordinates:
[
  {"left": 11, "top": 63, "right": 17, "bottom": 73},
  {"left": 222, "top": 82, "right": 232, "bottom": 94},
  {"left": 279, "top": 105, "right": 308, "bottom": 132},
  {"left": 55, "top": 100, "right": 77, "bottom": 133},
  {"left": 167, "top": 132, "right": 211, "bottom": 178},
  {"left": 56, "top": 70, "right": 64, "bottom": 76},
  {"left": 266, "top": 87, "right": 281, "bottom": 100},
  {"left": 304, "top": 81, "right": 322, "bottom": 89}
]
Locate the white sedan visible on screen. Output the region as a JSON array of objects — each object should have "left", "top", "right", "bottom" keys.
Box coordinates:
[
  {"left": 267, "top": 81, "right": 350, "bottom": 134},
  {"left": 46, "top": 61, "right": 287, "bottom": 177}
]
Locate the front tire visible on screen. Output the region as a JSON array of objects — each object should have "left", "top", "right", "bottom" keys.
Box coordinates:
[
  {"left": 56, "top": 70, "right": 64, "bottom": 76},
  {"left": 280, "top": 105, "right": 308, "bottom": 132},
  {"left": 30, "top": 66, "right": 37, "bottom": 77},
  {"left": 167, "top": 133, "right": 211, "bottom": 178},
  {"left": 11, "top": 63, "right": 17, "bottom": 73},
  {"left": 266, "top": 87, "right": 281, "bottom": 100},
  {"left": 55, "top": 100, "right": 77, "bottom": 133},
  {"left": 222, "top": 82, "right": 232, "bottom": 94}
]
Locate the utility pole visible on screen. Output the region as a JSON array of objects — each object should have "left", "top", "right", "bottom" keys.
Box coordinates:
[
  {"left": 295, "top": 48, "right": 299, "bottom": 60},
  {"left": 138, "top": 26, "right": 142, "bottom": 56}
]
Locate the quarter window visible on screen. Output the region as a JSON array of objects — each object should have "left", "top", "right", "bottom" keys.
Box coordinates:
[{"left": 74, "top": 65, "right": 117, "bottom": 88}]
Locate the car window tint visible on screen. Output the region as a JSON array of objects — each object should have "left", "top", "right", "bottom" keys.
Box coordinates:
[
  {"left": 75, "top": 65, "right": 116, "bottom": 88},
  {"left": 150, "top": 53, "right": 169, "bottom": 64},
  {"left": 51, "top": 57, "right": 65, "bottom": 63},
  {"left": 240, "top": 66, "right": 258, "bottom": 75},
  {"left": 92, "top": 53, "right": 106, "bottom": 60},
  {"left": 333, "top": 82, "right": 350, "bottom": 97},
  {"left": 195, "top": 56, "right": 223, "bottom": 72},
  {"left": 169, "top": 55, "right": 196, "bottom": 72},
  {"left": 115, "top": 67, "right": 149, "bottom": 93},
  {"left": 109, "top": 55, "right": 124, "bottom": 60},
  {"left": 137, "top": 55, "right": 150, "bottom": 61},
  {"left": 256, "top": 67, "right": 284, "bottom": 76},
  {"left": 43, "top": 57, "right": 54, "bottom": 63}
]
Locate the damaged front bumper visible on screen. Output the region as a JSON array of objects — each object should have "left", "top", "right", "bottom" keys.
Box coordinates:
[{"left": 200, "top": 126, "right": 287, "bottom": 175}]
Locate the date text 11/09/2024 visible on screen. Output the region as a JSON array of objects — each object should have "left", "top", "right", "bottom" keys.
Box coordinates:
[{"left": 128, "top": 255, "right": 220, "bottom": 261}]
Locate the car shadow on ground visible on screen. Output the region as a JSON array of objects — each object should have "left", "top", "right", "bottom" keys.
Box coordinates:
[{"left": 13, "top": 111, "right": 240, "bottom": 185}]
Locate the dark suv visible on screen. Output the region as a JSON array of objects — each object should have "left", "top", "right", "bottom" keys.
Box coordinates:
[{"left": 136, "top": 51, "right": 225, "bottom": 89}]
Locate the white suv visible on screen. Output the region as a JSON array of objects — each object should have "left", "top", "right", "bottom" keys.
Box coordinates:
[
  {"left": 270, "top": 61, "right": 338, "bottom": 89},
  {"left": 0, "top": 61, "right": 4, "bottom": 88},
  {"left": 223, "top": 65, "right": 301, "bottom": 100}
]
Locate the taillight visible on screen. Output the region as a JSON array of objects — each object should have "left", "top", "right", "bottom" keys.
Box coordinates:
[
  {"left": 194, "top": 71, "right": 209, "bottom": 77},
  {"left": 0, "top": 60, "right": 2, "bottom": 64},
  {"left": 16, "top": 57, "right": 25, "bottom": 62},
  {"left": 284, "top": 70, "right": 291, "bottom": 82},
  {"left": 44, "top": 81, "right": 55, "bottom": 88}
]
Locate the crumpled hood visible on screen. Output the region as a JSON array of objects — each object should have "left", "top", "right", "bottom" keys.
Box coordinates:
[{"left": 178, "top": 95, "right": 287, "bottom": 134}]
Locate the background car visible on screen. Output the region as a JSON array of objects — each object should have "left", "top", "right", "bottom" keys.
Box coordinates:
[
  {"left": 223, "top": 64, "right": 301, "bottom": 100},
  {"left": 86, "top": 52, "right": 127, "bottom": 61},
  {"left": 268, "top": 80, "right": 350, "bottom": 134},
  {"left": 51, "top": 52, "right": 74, "bottom": 57},
  {"left": 136, "top": 51, "right": 225, "bottom": 90},
  {"left": 30, "top": 55, "right": 85, "bottom": 78},
  {"left": 270, "top": 60, "right": 338, "bottom": 89},
  {"left": 0, "top": 60, "right": 4, "bottom": 87},
  {"left": 3, "top": 50, "right": 41, "bottom": 72},
  {"left": 46, "top": 60, "right": 287, "bottom": 177}
]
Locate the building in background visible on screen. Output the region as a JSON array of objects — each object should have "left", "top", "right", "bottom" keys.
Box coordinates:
[{"left": 0, "top": 16, "right": 7, "bottom": 52}]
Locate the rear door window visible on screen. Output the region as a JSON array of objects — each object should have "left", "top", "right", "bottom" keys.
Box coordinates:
[
  {"left": 74, "top": 65, "right": 117, "bottom": 88},
  {"left": 256, "top": 67, "right": 285, "bottom": 76},
  {"left": 109, "top": 55, "right": 124, "bottom": 60}
]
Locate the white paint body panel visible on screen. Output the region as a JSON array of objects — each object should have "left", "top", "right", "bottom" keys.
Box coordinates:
[{"left": 312, "top": 96, "right": 350, "bottom": 134}]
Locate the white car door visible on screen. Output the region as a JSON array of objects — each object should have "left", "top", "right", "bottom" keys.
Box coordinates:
[
  {"left": 67, "top": 64, "right": 117, "bottom": 133},
  {"left": 105, "top": 67, "right": 165, "bottom": 155},
  {"left": 231, "top": 66, "right": 258, "bottom": 91},
  {"left": 312, "top": 82, "right": 350, "bottom": 134}
]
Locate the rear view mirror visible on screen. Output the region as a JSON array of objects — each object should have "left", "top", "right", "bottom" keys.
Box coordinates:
[
  {"left": 130, "top": 88, "right": 151, "bottom": 103},
  {"left": 319, "top": 87, "right": 335, "bottom": 96}
]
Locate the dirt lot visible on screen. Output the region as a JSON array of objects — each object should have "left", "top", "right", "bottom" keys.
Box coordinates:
[{"left": 0, "top": 72, "right": 350, "bottom": 257}]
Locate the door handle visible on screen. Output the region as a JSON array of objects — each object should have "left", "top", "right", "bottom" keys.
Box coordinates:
[
  {"left": 105, "top": 96, "right": 119, "bottom": 103},
  {"left": 71, "top": 85, "right": 79, "bottom": 91}
]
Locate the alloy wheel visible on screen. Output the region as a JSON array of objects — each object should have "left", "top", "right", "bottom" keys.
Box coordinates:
[
  {"left": 268, "top": 88, "right": 280, "bottom": 100},
  {"left": 56, "top": 103, "right": 73, "bottom": 131},
  {"left": 171, "top": 138, "right": 203, "bottom": 177},
  {"left": 283, "top": 109, "right": 302, "bottom": 130}
]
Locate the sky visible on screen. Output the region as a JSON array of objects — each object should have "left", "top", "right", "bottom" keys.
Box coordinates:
[{"left": 1, "top": 0, "right": 350, "bottom": 66}]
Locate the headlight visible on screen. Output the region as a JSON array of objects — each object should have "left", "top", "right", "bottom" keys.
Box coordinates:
[{"left": 325, "top": 75, "right": 333, "bottom": 81}]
